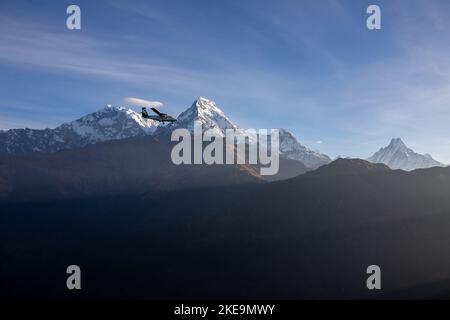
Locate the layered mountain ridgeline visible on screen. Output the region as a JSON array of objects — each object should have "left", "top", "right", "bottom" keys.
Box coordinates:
[
  {"left": 140, "top": 158, "right": 450, "bottom": 235},
  {"left": 1, "top": 98, "right": 445, "bottom": 177},
  {"left": 0, "top": 97, "right": 323, "bottom": 201},
  {"left": 0, "top": 133, "right": 311, "bottom": 201},
  {"left": 2, "top": 97, "right": 449, "bottom": 299},
  {"left": 2, "top": 159, "right": 450, "bottom": 299},
  {"left": 0, "top": 135, "right": 258, "bottom": 201}
]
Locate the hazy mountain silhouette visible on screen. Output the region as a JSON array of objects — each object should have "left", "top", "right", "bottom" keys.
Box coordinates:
[
  {"left": 3, "top": 158, "right": 450, "bottom": 299},
  {"left": 0, "top": 134, "right": 309, "bottom": 201},
  {"left": 0, "top": 135, "right": 259, "bottom": 201}
]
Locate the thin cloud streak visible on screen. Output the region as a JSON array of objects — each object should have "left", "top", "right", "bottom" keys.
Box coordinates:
[{"left": 124, "top": 97, "right": 163, "bottom": 108}]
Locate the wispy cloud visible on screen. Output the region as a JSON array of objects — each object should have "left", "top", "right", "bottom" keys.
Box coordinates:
[{"left": 124, "top": 97, "right": 163, "bottom": 108}]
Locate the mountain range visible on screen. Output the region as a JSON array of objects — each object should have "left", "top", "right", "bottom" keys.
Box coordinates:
[
  {"left": 0, "top": 97, "right": 331, "bottom": 170},
  {"left": 0, "top": 96, "right": 447, "bottom": 203},
  {"left": 367, "top": 138, "right": 444, "bottom": 171},
  {"left": 1, "top": 97, "right": 444, "bottom": 171},
  {"left": 0, "top": 99, "right": 315, "bottom": 201},
  {"left": 0, "top": 105, "right": 159, "bottom": 155},
  {"left": 2, "top": 97, "right": 450, "bottom": 299}
]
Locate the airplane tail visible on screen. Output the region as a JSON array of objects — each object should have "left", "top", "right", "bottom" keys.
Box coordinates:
[{"left": 141, "top": 107, "right": 149, "bottom": 118}]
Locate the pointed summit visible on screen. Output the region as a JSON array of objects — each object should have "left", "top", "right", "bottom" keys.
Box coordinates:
[
  {"left": 368, "top": 138, "right": 443, "bottom": 171},
  {"left": 388, "top": 138, "right": 407, "bottom": 149},
  {"left": 159, "top": 97, "right": 238, "bottom": 136},
  {"left": 156, "top": 97, "right": 331, "bottom": 168}
]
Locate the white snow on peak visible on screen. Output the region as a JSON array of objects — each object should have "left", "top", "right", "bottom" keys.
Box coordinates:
[
  {"left": 59, "top": 105, "right": 159, "bottom": 142},
  {"left": 389, "top": 137, "right": 406, "bottom": 149},
  {"left": 124, "top": 107, "right": 159, "bottom": 134},
  {"left": 0, "top": 97, "right": 331, "bottom": 170},
  {"left": 169, "top": 97, "right": 238, "bottom": 136},
  {"left": 367, "top": 138, "right": 443, "bottom": 171},
  {"left": 0, "top": 104, "right": 161, "bottom": 155},
  {"left": 278, "top": 128, "right": 331, "bottom": 169},
  {"left": 157, "top": 97, "right": 331, "bottom": 168}
]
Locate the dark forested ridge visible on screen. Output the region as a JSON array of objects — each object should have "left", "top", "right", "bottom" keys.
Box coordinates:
[{"left": 2, "top": 159, "right": 450, "bottom": 299}]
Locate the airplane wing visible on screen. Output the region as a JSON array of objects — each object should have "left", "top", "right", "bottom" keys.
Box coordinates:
[{"left": 151, "top": 107, "right": 164, "bottom": 116}]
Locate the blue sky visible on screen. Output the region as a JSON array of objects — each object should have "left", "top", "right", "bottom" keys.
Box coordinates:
[{"left": 1, "top": 0, "right": 450, "bottom": 162}]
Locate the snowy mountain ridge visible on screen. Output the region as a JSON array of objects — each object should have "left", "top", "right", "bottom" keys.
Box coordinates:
[
  {"left": 278, "top": 129, "right": 331, "bottom": 169},
  {"left": 2, "top": 98, "right": 445, "bottom": 172},
  {"left": 0, "top": 105, "right": 159, "bottom": 154},
  {"left": 156, "top": 97, "right": 331, "bottom": 169},
  {"left": 0, "top": 97, "right": 331, "bottom": 169},
  {"left": 367, "top": 138, "right": 444, "bottom": 171},
  {"left": 155, "top": 97, "right": 239, "bottom": 137}
]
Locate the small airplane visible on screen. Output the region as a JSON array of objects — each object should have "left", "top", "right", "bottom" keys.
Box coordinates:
[{"left": 141, "top": 107, "right": 177, "bottom": 124}]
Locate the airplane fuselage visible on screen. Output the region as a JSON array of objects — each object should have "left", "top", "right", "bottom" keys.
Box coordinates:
[
  {"left": 141, "top": 107, "right": 177, "bottom": 123},
  {"left": 148, "top": 115, "right": 177, "bottom": 122}
]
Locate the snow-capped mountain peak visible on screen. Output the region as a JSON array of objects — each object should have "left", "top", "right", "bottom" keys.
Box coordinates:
[
  {"left": 158, "top": 97, "right": 238, "bottom": 137},
  {"left": 388, "top": 137, "right": 407, "bottom": 150},
  {"left": 367, "top": 138, "right": 444, "bottom": 171},
  {"left": 0, "top": 105, "right": 159, "bottom": 155},
  {"left": 278, "top": 128, "right": 331, "bottom": 169},
  {"left": 59, "top": 105, "right": 159, "bottom": 141},
  {"left": 0, "top": 97, "right": 332, "bottom": 171},
  {"left": 156, "top": 97, "right": 331, "bottom": 168}
]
